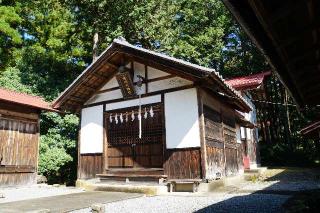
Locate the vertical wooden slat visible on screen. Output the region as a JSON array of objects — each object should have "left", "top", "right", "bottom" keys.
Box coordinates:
[
  {"left": 0, "top": 113, "right": 39, "bottom": 186},
  {"left": 164, "top": 148, "right": 201, "bottom": 179},
  {"left": 197, "top": 87, "right": 206, "bottom": 180}
]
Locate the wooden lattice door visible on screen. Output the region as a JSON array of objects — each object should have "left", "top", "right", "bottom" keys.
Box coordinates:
[{"left": 106, "top": 103, "right": 164, "bottom": 168}]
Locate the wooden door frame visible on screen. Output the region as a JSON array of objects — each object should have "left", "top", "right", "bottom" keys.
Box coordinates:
[{"left": 103, "top": 101, "right": 165, "bottom": 170}]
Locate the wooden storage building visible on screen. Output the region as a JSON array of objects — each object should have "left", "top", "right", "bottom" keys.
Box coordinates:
[
  {"left": 0, "top": 88, "right": 53, "bottom": 186},
  {"left": 53, "top": 38, "right": 253, "bottom": 182}
]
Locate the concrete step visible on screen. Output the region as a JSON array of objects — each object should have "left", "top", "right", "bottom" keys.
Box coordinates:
[{"left": 76, "top": 179, "right": 168, "bottom": 195}]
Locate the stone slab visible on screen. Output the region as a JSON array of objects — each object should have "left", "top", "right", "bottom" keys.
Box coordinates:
[{"left": 0, "top": 191, "right": 142, "bottom": 213}]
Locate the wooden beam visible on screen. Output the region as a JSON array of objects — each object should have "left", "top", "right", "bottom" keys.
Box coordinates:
[
  {"left": 270, "top": 1, "right": 306, "bottom": 24},
  {"left": 286, "top": 47, "right": 320, "bottom": 69},
  {"left": 120, "top": 51, "right": 206, "bottom": 81},
  {"left": 105, "top": 62, "right": 119, "bottom": 70},
  {"left": 92, "top": 72, "right": 109, "bottom": 79},
  {"left": 82, "top": 84, "right": 97, "bottom": 92},
  {"left": 278, "top": 22, "right": 320, "bottom": 48},
  {"left": 69, "top": 96, "right": 85, "bottom": 103}
]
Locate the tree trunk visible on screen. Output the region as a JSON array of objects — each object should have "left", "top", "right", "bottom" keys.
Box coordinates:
[{"left": 92, "top": 32, "right": 99, "bottom": 62}]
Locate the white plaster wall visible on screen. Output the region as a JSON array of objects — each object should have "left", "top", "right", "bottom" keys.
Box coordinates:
[
  {"left": 105, "top": 95, "right": 161, "bottom": 111},
  {"left": 100, "top": 76, "right": 119, "bottom": 90},
  {"left": 148, "top": 66, "right": 169, "bottom": 79},
  {"left": 133, "top": 62, "right": 145, "bottom": 82},
  {"left": 149, "top": 77, "right": 192, "bottom": 93},
  {"left": 80, "top": 105, "right": 103, "bottom": 153},
  {"left": 165, "top": 88, "right": 201, "bottom": 148},
  {"left": 86, "top": 89, "right": 123, "bottom": 105}
]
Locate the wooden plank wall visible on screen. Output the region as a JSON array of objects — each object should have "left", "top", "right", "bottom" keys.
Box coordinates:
[
  {"left": 164, "top": 148, "right": 202, "bottom": 179},
  {"left": 0, "top": 105, "right": 39, "bottom": 186},
  {"left": 0, "top": 173, "right": 36, "bottom": 186},
  {"left": 78, "top": 153, "right": 103, "bottom": 179},
  {"left": 203, "top": 101, "right": 243, "bottom": 179}
]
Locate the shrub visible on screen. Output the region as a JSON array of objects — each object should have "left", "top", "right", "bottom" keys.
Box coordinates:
[{"left": 38, "top": 112, "right": 79, "bottom": 185}]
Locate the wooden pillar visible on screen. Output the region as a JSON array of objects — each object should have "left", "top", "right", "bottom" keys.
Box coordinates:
[
  {"left": 197, "top": 88, "right": 207, "bottom": 180},
  {"left": 103, "top": 104, "right": 108, "bottom": 173},
  {"left": 77, "top": 113, "right": 82, "bottom": 179}
]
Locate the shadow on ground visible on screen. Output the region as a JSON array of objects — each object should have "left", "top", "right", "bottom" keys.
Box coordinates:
[{"left": 196, "top": 168, "right": 320, "bottom": 213}]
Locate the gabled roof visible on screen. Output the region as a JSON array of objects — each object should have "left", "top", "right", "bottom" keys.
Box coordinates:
[
  {"left": 0, "top": 88, "right": 54, "bottom": 111},
  {"left": 225, "top": 71, "right": 271, "bottom": 91},
  {"left": 52, "top": 38, "right": 251, "bottom": 112}
]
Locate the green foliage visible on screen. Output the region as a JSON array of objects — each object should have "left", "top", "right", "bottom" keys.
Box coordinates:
[
  {"left": 257, "top": 75, "right": 320, "bottom": 167},
  {"left": 0, "top": 67, "right": 34, "bottom": 94},
  {"left": 39, "top": 112, "right": 79, "bottom": 184},
  {"left": 0, "top": 2, "right": 22, "bottom": 67}
]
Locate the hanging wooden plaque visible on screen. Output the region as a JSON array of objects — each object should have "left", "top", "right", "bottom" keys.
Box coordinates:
[{"left": 116, "top": 71, "right": 136, "bottom": 98}]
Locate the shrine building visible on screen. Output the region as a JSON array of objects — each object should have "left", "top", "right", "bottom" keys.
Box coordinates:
[{"left": 53, "top": 38, "right": 257, "bottom": 182}]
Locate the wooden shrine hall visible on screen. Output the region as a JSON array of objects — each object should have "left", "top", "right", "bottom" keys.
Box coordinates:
[
  {"left": 53, "top": 38, "right": 255, "bottom": 183},
  {"left": 0, "top": 88, "right": 54, "bottom": 186}
]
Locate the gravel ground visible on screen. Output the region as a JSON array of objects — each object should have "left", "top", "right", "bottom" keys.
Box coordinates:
[
  {"left": 105, "top": 193, "right": 289, "bottom": 213},
  {"left": 0, "top": 184, "right": 84, "bottom": 203},
  {"left": 73, "top": 192, "right": 289, "bottom": 213},
  {"left": 73, "top": 168, "right": 320, "bottom": 213}
]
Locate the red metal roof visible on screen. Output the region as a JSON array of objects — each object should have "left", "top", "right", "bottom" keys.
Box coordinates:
[
  {"left": 225, "top": 71, "right": 271, "bottom": 91},
  {"left": 0, "top": 87, "right": 54, "bottom": 111}
]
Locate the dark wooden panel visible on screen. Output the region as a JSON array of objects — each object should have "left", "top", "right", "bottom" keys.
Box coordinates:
[
  {"left": 204, "top": 104, "right": 243, "bottom": 178},
  {"left": 106, "top": 103, "right": 164, "bottom": 168},
  {"left": 237, "top": 143, "right": 244, "bottom": 172},
  {"left": 204, "top": 106, "right": 223, "bottom": 142},
  {"left": 225, "top": 147, "right": 239, "bottom": 176},
  {"left": 78, "top": 153, "right": 103, "bottom": 179},
  {"left": 223, "top": 124, "right": 240, "bottom": 176},
  {"left": 164, "top": 148, "right": 202, "bottom": 179},
  {"left": 206, "top": 145, "right": 225, "bottom": 178},
  {"left": 204, "top": 105, "right": 225, "bottom": 179}
]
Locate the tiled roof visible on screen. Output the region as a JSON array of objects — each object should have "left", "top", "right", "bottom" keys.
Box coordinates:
[
  {"left": 225, "top": 71, "right": 271, "bottom": 91},
  {"left": 0, "top": 87, "right": 54, "bottom": 111}
]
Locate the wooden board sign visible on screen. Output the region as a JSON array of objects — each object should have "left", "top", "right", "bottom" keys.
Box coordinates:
[{"left": 116, "top": 71, "right": 136, "bottom": 98}]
